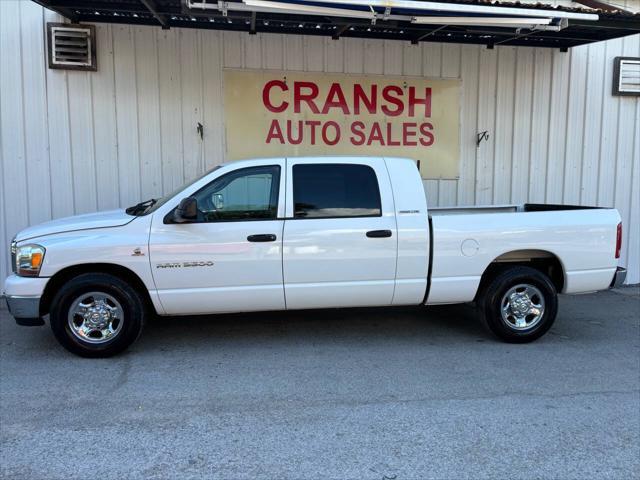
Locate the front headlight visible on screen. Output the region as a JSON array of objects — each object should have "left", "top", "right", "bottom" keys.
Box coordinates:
[{"left": 15, "top": 244, "right": 46, "bottom": 277}]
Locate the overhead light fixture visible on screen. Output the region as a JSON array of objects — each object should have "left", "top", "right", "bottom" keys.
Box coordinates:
[
  {"left": 185, "top": 0, "right": 383, "bottom": 21},
  {"left": 184, "top": 0, "right": 593, "bottom": 29},
  {"left": 316, "top": 0, "right": 599, "bottom": 20},
  {"left": 242, "top": 0, "right": 375, "bottom": 19},
  {"left": 412, "top": 16, "right": 553, "bottom": 28},
  {"left": 186, "top": 0, "right": 408, "bottom": 22}
]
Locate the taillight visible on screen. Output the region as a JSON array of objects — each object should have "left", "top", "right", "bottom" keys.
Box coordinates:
[{"left": 615, "top": 222, "right": 622, "bottom": 259}]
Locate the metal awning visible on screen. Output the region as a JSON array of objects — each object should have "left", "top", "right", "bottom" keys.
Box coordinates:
[{"left": 32, "top": 0, "right": 640, "bottom": 49}]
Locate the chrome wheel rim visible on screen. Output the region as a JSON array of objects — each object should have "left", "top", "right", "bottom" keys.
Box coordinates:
[
  {"left": 67, "top": 292, "right": 124, "bottom": 344},
  {"left": 500, "top": 284, "right": 545, "bottom": 331}
]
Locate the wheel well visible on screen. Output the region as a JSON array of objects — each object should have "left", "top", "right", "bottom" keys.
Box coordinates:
[
  {"left": 40, "top": 263, "right": 156, "bottom": 317},
  {"left": 476, "top": 250, "right": 565, "bottom": 299}
]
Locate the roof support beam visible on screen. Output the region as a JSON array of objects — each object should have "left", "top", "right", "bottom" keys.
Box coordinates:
[
  {"left": 493, "top": 29, "right": 539, "bottom": 46},
  {"left": 467, "top": 29, "right": 600, "bottom": 43},
  {"left": 569, "top": 19, "right": 640, "bottom": 30},
  {"left": 411, "top": 25, "right": 447, "bottom": 44},
  {"left": 332, "top": 24, "right": 350, "bottom": 40},
  {"left": 249, "top": 11, "right": 257, "bottom": 34},
  {"left": 140, "top": 0, "right": 170, "bottom": 29}
]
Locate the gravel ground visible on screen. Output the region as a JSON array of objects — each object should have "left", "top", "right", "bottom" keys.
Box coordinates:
[{"left": 1, "top": 287, "right": 639, "bottom": 479}]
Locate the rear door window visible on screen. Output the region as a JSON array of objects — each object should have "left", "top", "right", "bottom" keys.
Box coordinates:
[{"left": 293, "top": 164, "right": 382, "bottom": 219}]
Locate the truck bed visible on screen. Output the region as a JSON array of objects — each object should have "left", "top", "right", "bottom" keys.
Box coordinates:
[{"left": 426, "top": 204, "right": 620, "bottom": 304}]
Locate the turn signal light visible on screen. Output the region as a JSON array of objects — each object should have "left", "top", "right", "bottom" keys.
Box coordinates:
[{"left": 31, "top": 251, "right": 43, "bottom": 269}]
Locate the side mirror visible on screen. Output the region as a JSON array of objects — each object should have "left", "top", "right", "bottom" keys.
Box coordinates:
[
  {"left": 172, "top": 197, "right": 198, "bottom": 223},
  {"left": 212, "top": 193, "right": 224, "bottom": 210}
]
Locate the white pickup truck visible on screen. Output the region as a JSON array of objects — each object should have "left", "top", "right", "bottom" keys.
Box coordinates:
[{"left": 4, "top": 157, "right": 626, "bottom": 357}]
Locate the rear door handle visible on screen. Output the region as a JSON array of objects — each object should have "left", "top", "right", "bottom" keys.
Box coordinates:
[
  {"left": 247, "top": 234, "right": 277, "bottom": 242},
  {"left": 366, "top": 230, "right": 392, "bottom": 238}
]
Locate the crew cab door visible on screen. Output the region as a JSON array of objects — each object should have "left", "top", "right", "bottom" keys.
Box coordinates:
[
  {"left": 283, "top": 158, "right": 397, "bottom": 309},
  {"left": 149, "top": 160, "right": 286, "bottom": 315}
]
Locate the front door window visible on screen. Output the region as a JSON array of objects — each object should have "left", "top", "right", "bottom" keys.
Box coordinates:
[{"left": 192, "top": 165, "right": 280, "bottom": 222}]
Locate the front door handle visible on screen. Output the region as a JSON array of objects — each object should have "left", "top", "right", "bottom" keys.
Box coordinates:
[
  {"left": 247, "top": 234, "right": 277, "bottom": 242},
  {"left": 366, "top": 229, "right": 392, "bottom": 238}
]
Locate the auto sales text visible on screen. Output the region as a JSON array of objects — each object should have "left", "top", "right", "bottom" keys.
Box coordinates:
[{"left": 262, "top": 80, "right": 435, "bottom": 147}]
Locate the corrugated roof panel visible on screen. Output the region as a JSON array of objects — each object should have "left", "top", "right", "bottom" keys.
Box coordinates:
[{"left": 30, "top": 0, "right": 640, "bottom": 48}]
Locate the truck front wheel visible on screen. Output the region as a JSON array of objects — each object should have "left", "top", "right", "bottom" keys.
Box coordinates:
[
  {"left": 479, "top": 266, "right": 558, "bottom": 343},
  {"left": 49, "top": 273, "right": 146, "bottom": 357}
]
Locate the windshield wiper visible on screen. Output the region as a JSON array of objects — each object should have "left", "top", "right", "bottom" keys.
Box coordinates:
[{"left": 125, "top": 198, "right": 157, "bottom": 216}]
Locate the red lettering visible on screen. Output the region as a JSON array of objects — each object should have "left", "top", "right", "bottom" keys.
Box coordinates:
[
  {"left": 386, "top": 123, "right": 400, "bottom": 146},
  {"left": 305, "top": 120, "right": 321, "bottom": 145},
  {"left": 419, "top": 122, "right": 434, "bottom": 146},
  {"left": 350, "top": 121, "right": 366, "bottom": 146},
  {"left": 321, "top": 83, "right": 349, "bottom": 114},
  {"left": 262, "top": 80, "right": 288, "bottom": 113},
  {"left": 367, "top": 122, "right": 385, "bottom": 146},
  {"left": 381, "top": 86, "right": 403, "bottom": 117},
  {"left": 409, "top": 87, "right": 431, "bottom": 117},
  {"left": 265, "top": 119, "right": 285, "bottom": 144},
  {"left": 403, "top": 122, "right": 418, "bottom": 146},
  {"left": 322, "top": 121, "right": 341, "bottom": 146},
  {"left": 294, "top": 81, "right": 320, "bottom": 114},
  {"left": 353, "top": 84, "right": 377, "bottom": 114},
  {"left": 287, "top": 120, "right": 303, "bottom": 145}
]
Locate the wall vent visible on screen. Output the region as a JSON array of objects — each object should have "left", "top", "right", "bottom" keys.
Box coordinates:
[
  {"left": 613, "top": 57, "right": 640, "bottom": 96},
  {"left": 47, "top": 23, "right": 97, "bottom": 71}
]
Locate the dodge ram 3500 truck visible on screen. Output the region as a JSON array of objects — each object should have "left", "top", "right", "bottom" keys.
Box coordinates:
[{"left": 4, "top": 157, "right": 626, "bottom": 357}]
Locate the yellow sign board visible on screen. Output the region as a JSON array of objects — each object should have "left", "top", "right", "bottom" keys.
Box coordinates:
[{"left": 223, "top": 70, "right": 460, "bottom": 179}]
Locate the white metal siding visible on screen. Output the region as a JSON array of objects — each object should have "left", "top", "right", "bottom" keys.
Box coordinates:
[{"left": 1, "top": 1, "right": 639, "bottom": 284}]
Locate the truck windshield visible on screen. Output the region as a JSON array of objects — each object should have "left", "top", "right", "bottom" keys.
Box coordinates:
[{"left": 126, "top": 166, "right": 221, "bottom": 216}]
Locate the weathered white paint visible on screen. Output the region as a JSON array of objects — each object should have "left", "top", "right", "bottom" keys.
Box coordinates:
[{"left": 1, "top": 1, "right": 639, "bottom": 285}]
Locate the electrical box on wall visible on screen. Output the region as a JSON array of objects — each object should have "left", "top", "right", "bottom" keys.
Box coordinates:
[
  {"left": 613, "top": 57, "right": 640, "bottom": 96},
  {"left": 47, "top": 23, "right": 97, "bottom": 71}
]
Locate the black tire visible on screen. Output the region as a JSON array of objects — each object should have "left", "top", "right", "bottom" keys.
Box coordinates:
[
  {"left": 478, "top": 266, "right": 558, "bottom": 343},
  {"left": 50, "top": 273, "right": 146, "bottom": 357}
]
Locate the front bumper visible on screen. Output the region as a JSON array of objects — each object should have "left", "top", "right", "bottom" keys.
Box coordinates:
[
  {"left": 4, "top": 296, "right": 44, "bottom": 325},
  {"left": 610, "top": 267, "right": 627, "bottom": 288},
  {"left": 3, "top": 274, "right": 48, "bottom": 326}
]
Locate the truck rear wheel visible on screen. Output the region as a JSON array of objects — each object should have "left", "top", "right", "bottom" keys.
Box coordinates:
[
  {"left": 479, "top": 266, "right": 558, "bottom": 343},
  {"left": 49, "top": 273, "right": 146, "bottom": 357}
]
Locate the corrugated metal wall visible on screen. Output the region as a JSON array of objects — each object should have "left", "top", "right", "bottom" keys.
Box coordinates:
[{"left": 1, "top": 1, "right": 639, "bottom": 284}]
